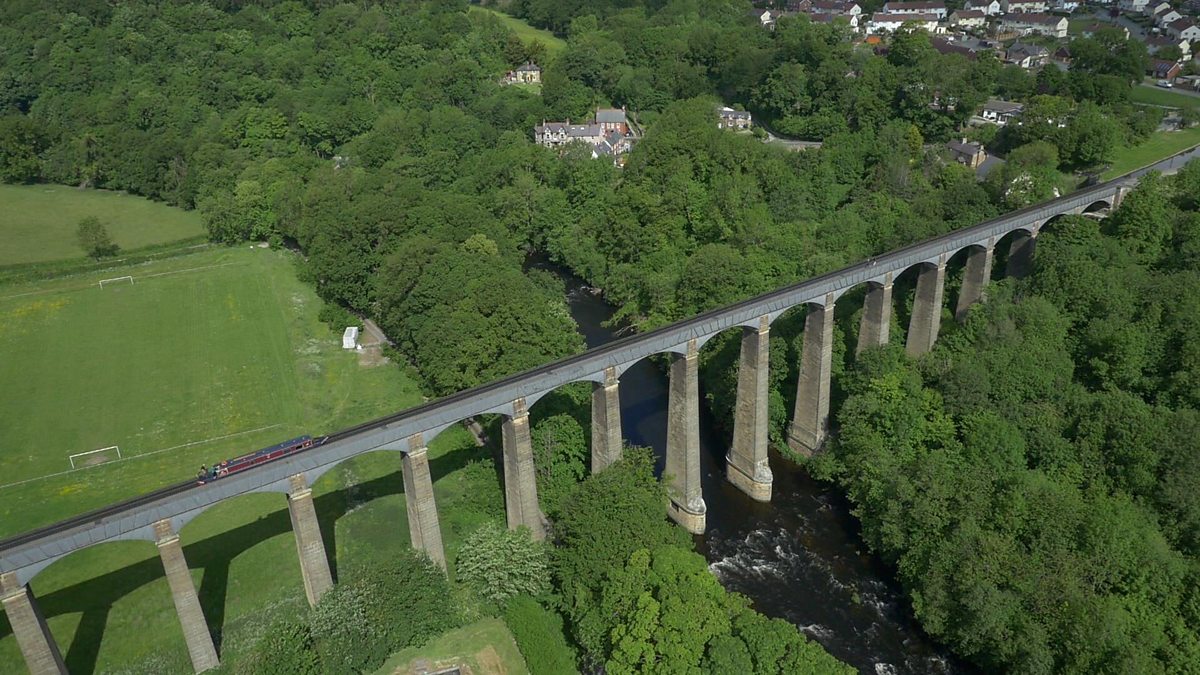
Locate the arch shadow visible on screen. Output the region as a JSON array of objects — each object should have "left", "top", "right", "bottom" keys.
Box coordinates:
[{"left": 0, "top": 449, "right": 473, "bottom": 675}]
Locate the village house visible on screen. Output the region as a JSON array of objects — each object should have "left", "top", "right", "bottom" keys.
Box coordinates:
[
  {"left": 535, "top": 107, "right": 635, "bottom": 164},
  {"left": 950, "top": 9, "right": 989, "bottom": 28},
  {"left": 1166, "top": 17, "right": 1200, "bottom": 41},
  {"left": 1117, "top": 0, "right": 1150, "bottom": 13},
  {"left": 749, "top": 8, "right": 776, "bottom": 28},
  {"left": 1146, "top": 35, "right": 1192, "bottom": 58},
  {"left": 965, "top": 0, "right": 1004, "bottom": 14},
  {"left": 716, "top": 106, "right": 753, "bottom": 130},
  {"left": 980, "top": 98, "right": 1025, "bottom": 125},
  {"left": 1153, "top": 5, "right": 1183, "bottom": 24},
  {"left": 808, "top": 11, "right": 862, "bottom": 28},
  {"left": 868, "top": 11, "right": 942, "bottom": 33},
  {"left": 881, "top": 1, "right": 949, "bottom": 19},
  {"left": 1150, "top": 58, "right": 1184, "bottom": 80},
  {"left": 1146, "top": 0, "right": 1172, "bottom": 15},
  {"left": 999, "top": 12, "right": 1068, "bottom": 37},
  {"left": 503, "top": 63, "right": 541, "bottom": 85},
  {"left": 1000, "top": 0, "right": 1048, "bottom": 12},
  {"left": 1050, "top": 0, "right": 1081, "bottom": 11},
  {"left": 1005, "top": 41, "right": 1050, "bottom": 67},
  {"left": 946, "top": 139, "right": 988, "bottom": 168}
]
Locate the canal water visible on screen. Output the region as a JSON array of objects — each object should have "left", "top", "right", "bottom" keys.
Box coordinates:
[{"left": 543, "top": 262, "right": 968, "bottom": 675}]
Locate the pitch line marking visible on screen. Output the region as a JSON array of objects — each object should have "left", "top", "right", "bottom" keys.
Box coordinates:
[{"left": 0, "top": 423, "right": 284, "bottom": 490}]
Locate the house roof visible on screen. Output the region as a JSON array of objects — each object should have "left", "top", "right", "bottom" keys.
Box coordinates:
[
  {"left": 717, "top": 106, "right": 752, "bottom": 119},
  {"left": 537, "top": 123, "right": 604, "bottom": 137},
  {"left": 1168, "top": 18, "right": 1197, "bottom": 31},
  {"left": 595, "top": 108, "right": 626, "bottom": 124},
  {"left": 873, "top": 11, "right": 940, "bottom": 21},
  {"left": 516, "top": 63, "right": 540, "bottom": 72},
  {"left": 1008, "top": 41, "right": 1049, "bottom": 56},
  {"left": 983, "top": 98, "right": 1025, "bottom": 113},
  {"left": 952, "top": 9, "right": 988, "bottom": 18},
  {"left": 882, "top": 1, "right": 946, "bottom": 10},
  {"left": 1001, "top": 12, "right": 1064, "bottom": 25},
  {"left": 947, "top": 139, "right": 985, "bottom": 156}
]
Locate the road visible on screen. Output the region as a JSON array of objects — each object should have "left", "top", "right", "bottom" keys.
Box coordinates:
[{"left": 1139, "top": 81, "right": 1200, "bottom": 99}]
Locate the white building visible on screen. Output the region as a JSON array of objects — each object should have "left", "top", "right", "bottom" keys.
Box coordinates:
[
  {"left": 1118, "top": 0, "right": 1150, "bottom": 13},
  {"left": 868, "top": 11, "right": 941, "bottom": 33},
  {"left": 1166, "top": 17, "right": 1200, "bottom": 41},
  {"left": 342, "top": 327, "right": 359, "bottom": 350},
  {"left": 965, "top": 0, "right": 1003, "bottom": 14},
  {"left": 950, "top": 9, "right": 989, "bottom": 27},
  {"left": 980, "top": 99, "right": 1025, "bottom": 125},
  {"left": 1001, "top": 0, "right": 1048, "bottom": 11},
  {"left": 880, "top": 1, "right": 948, "bottom": 18},
  {"left": 999, "top": 12, "right": 1068, "bottom": 37},
  {"left": 716, "top": 106, "right": 753, "bottom": 130}
]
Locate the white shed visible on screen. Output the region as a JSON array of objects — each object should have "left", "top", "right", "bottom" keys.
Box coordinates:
[{"left": 342, "top": 326, "right": 360, "bottom": 350}]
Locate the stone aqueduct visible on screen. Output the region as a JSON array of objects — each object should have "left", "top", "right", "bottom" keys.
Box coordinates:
[{"left": 3, "top": 149, "right": 1198, "bottom": 675}]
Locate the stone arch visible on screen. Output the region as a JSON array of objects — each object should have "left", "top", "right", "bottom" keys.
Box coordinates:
[{"left": 992, "top": 226, "right": 1039, "bottom": 281}]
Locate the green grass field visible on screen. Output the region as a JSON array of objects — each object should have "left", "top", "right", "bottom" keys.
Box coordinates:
[
  {"left": 1131, "top": 85, "right": 1200, "bottom": 112},
  {"left": 373, "top": 617, "right": 530, "bottom": 675},
  {"left": 0, "top": 184, "right": 205, "bottom": 265},
  {"left": 469, "top": 6, "right": 566, "bottom": 54},
  {"left": 0, "top": 246, "right": 512, "bottom": 673},
  {"left": 1102, "top": 127, "right": 1200, "bottom": 179}
]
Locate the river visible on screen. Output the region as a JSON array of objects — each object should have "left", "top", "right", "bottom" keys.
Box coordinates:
[{"left": 539, "top": 260, "right": 970, "bottom": 675}]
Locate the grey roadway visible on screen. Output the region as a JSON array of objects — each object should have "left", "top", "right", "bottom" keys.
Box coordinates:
[{"left": 3, "top": 144, "right": 1200, "bottom": 587}]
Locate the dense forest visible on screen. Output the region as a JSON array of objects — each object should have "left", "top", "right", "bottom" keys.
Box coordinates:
[
  {"left": 2, "top": 0, "right": 1198, "bottom": 672},
  {"left": 811, "top": 165, "right": 1200, "bottom": 672}
]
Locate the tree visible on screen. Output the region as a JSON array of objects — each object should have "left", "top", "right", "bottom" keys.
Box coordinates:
[
  {"left": 456, "top": 522, "right": 550, "bottom": 604},
  {"left": 0, "top": 115, "right": 47, "bottom": 183},
  {"left": 76, "top": 216, "right": 118, "bottom": 258}
]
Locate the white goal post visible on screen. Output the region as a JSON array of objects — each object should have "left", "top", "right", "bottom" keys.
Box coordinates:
[
  {"left": 99, "top": 276, "right": 134, "bottom": 288},
  {"left": 69, "top": 445, "right": 121, "bottom": 468}
]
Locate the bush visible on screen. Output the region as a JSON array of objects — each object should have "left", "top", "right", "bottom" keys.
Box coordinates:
[
  {"left": 456, "top": 521, "right": 549, "bottom": 603},
  {"left": 504, "top": 596, "right": 579, "bottom": 675},
  {"left": 318, "top": 302, "right": 361, "bottom": 333},
  {"left": 76, "top": 216, "right": 119, "bottom": 258},
  {"left": 248, "top": 549, "right": 461, "bottom": 675},
  {"left": 234, "top": 616, "right": 320, "bottom": 675}
]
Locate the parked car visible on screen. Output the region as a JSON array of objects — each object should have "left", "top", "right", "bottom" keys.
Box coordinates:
[{"left": 1158, "top": 79, "right": 1174, "bottom": 88}]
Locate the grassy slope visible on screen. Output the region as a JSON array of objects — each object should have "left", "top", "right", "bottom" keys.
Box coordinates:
[
  {"left": 0, "top": 247, "right": 509, "bottom": 672},
  {"left": 372, "top": 617, "right": 530, "bottom": 675},
  {"left": 1102, "top": 127, "right": 1200, "bottom": 179},
  {"left": 1131, "top": 85, "right": 1200, "bottom": 111},
  {"left": 0, "top": 185, "right": 205, "bottom": 265},
  {"left": 468, "top": 6, "right": 566, "bottom": 54}
]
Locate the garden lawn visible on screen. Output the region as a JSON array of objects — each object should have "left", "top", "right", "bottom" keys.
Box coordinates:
[
  {"left": 468, "top": 6, "right": 566, "bottom": 54},
  {"left": 373, "top": 617, "right": 530, "bottom": 675},
  {"left": 0, "top": 184, "right": 204, "bottom": 265},
  {"left": 1130, "top": 85, "right": 1200, "bottom": 111},
  {"left": 0, "top": 245, "right": 514, "bottom": 673},
  {"left": 1102, "top": 127, "right": 1200, "bottom": 179}
]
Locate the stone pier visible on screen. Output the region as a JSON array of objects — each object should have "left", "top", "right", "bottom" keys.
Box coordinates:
[
  {"left": 154, "top": 520, "right": 219, "bottom": 673},
  {"left": 502, "top": 397, "right": 545, "bottom": 540},
  {"left": 955, "top": 244, "right": 994, "bottom": 321},
  {"left": 905, "top": 262, "right": 946, "bottom": 357},
  {"left": 286, "top": 474, "right": 334, "bottom": 607},
  {"left": 789, "top": 296, "right": 835, "bottom": 456},
  {"left": 856, "top": 277, "right": 893, "bottom": 356},
  {"left": 0, "top": 572, "right": 67, "bottom": 675},
  {"left": 1007, "top": 230, "right": 1037, "bottom": 279},
  {"left": 590, "top": 366, "right": 623, "bottom": 474},
  {"left": 727, "top": 316, "right": 772, "bottom": 502},
  {"left": 666, "top": 339, "right": 706, "bottom": 533},
  {"left": 402, "top": 436, "right": 446, "bottom": 569}
]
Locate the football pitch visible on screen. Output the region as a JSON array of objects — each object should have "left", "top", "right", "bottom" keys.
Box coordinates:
[{"left": 0, "top": 246, "right": 421, "bottom": 535}]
